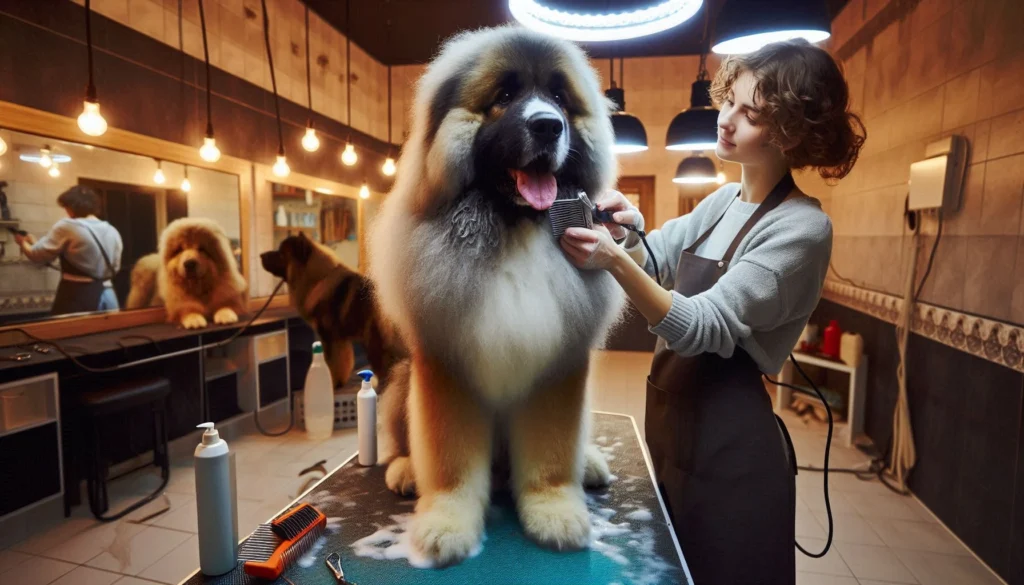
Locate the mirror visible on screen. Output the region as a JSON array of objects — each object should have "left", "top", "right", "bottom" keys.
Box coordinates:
[
  {"left": 0, "top": 128, "right": 242, "bottom": 326},
  {"left": 270, "top": 183, "right": 360, "bottom": 270}
]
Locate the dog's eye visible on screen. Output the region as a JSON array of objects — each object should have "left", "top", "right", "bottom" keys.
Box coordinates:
[
  {"left": 552, "top": 91, "right": 566, "bottom": 107},
  {"left": 495, "top": 89, "right": 515, "bottom": 107}
]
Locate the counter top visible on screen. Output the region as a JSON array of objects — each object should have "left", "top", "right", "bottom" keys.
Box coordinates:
[{"left": 0, "top": 307, "right": 301, "bottom": 377}]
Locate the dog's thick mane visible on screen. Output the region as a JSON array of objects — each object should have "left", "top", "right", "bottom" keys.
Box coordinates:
[{"left": 157, "top": 217, "right": 247, "bottom": 308}]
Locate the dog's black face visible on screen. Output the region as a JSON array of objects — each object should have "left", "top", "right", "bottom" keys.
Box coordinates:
[
  {"left": 426, "top": 34, "right": 607, "bottom": 220},
  {"left": 260, "top": 234, "right": 314, "bottom": 280}
]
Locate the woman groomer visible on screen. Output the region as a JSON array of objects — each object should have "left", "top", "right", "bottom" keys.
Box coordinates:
[
  {"left": 15, "top": 185, "right": 124, "bottom": 315},
  {"left": 561, "top": 39, "right": 865, "bottom": 584}
]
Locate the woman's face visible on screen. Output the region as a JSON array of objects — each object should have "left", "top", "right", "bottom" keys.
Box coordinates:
[{"left": 715, "top": 70, "right": 784, "bottom": 166}]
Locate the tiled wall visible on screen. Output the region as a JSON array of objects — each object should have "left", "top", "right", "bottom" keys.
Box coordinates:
[
  {"left": 827, "top": 0, "right": 1024, "bottom": 326},
  {"left": 75, "top": 0, "right": 392, "bottom": 144}
]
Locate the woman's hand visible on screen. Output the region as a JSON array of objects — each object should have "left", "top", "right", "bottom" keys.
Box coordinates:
[
  {"left": 592, "top": 190, "right": 643, "bottom": 240},
  {"left": 14, "top": 233, "right": 34, "bottom": 247},
  {"left": 560, "top": 225, "right": 624, "bottom": 271}
]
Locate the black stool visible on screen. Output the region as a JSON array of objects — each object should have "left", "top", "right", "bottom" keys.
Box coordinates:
[{"left": 80, "top": 377, "right": 171, "bottom": 522}]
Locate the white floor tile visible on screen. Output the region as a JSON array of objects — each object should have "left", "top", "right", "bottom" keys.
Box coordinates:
[
  {"left": 844, "top": 492, "right": 934, "bottom": 522},
  {"left": 137, "top": 535, "right": 199, "bottom": 584},
  {"left": 892, "top": 549, "right": 1005, "bottom": 585},
  {"left": 41, "top": 520, "right": 146, "bottom": 565},
  {"left": 0, "top": 549, "right": 35, "bottom": 574},
  {"left": 11, "top": 517, "right": 100, "bottom": 556},
  {"left": 0, "top": 555, "right": 76, "bottom": 585},
  {"left": 834, "top": 542, "right": 918, "bottom": 583},
  {"left": 150, "top": 499, "right": 198, "bottom": 533},
  {"left": 865, "top": 517, "right": 971, "bottom": 556},
  {"left": 86, "top": 526, "right": 191, "bottom": 575},
  {"left": 796, "top": 537, "right": 854, "bottom": 577},
  {"left": 797, "top": 506, "right": 827, "bottom": 539},
  {"left": 795, "top": 572, "right": 860, "bottom": 585},
  {"left": 50, "top": 566, "right": 121, "bottom": 585},
  {"left": 814, "top": 512, "right": 885, "bottom": 546},
  {"left": 112, "top": 577, "right": 164, "bottom": 585}
]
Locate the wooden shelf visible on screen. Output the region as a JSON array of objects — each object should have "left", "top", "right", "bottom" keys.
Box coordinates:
[{"left": 274, "top": 225, "right": 316, "bottom": 232}]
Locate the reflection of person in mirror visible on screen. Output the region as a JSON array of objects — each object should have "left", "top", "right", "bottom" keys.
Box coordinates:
[{"left": 15, "top": 185, "right": 124, "bottom": 315}]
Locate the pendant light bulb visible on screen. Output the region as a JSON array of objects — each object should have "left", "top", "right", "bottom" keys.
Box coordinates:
[
  {"left": 381, "top": 157, "right": 397, "bottom": 177},
  {"left": 48, "top": 163, "right": 61, "bottom": 178},
  {"left": 39, "top": 148, "right": 53, "bottom": 169},
  {"left": 716, "top": 172, "right": 726, "bottom": 185},
  {"left": 153, "top": 161, "right": 166, "bottom": 185},
  {"left": 77, "top": 100, "right": 108, "bottom": 137},
  {"left": 273, "top": 154, "right": 291, "bottom": 178},
  {"left": 199, "top": 136, "right": 221, "bottom": 163},
  {"left": 181, "top": 167, "right": 192, "bottom": 192},
  {"left": 359, "top": 183, "right": 370, "bottom": 199},
  {"left": 341, "top": 142, "right": 358, "bottom": 166},
  {"left": 302, "top": 126, "right": 320, "bottom": 152},
  {"left": 0, "top": 135, "right": 7, "bottom": 157}
]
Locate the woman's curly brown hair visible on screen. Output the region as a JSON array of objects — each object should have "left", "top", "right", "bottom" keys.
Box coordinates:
[{"left": 709, "top": 39, "right": 866, "bottom": 181}]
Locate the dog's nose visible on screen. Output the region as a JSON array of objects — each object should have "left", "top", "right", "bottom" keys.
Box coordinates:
[
  {"left": 528, "top": 113, "right": 563, "bottom": 143},
  {"left": 184, "top": 258, "right": 198, "bottom": 272}
]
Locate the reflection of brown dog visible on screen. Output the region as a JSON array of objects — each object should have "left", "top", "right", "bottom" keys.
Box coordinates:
[
  {"left": 125, "top": 253, "right": 163, "bottom": 309},
  {"left": 260, "top": 233, "right": 405, "bottom": 388},
  {"left": 158, "top": 218, "right": 248, "bottom": 329}
]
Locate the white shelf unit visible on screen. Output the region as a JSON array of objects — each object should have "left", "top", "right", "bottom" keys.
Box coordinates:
[{"left": 772, "top": 351, "right": 868, "bottom": 447}]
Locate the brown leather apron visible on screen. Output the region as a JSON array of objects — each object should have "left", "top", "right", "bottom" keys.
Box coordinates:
[{"left": 646, "top": 173, "right": 798, "bottom": 585}]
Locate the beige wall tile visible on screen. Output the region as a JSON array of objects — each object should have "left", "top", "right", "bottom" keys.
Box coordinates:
[
  {"left": 916, "top": 235, "right": 966, "bottom": 309},
  {"left": 128, "top": 0, "right": 165, "bottom": 40},
  {"left": 220, "top": 41, "right": 246, "bottom": 80},
  {"left": 941, "top": 68, "right": 981, "bottom": 132},
  {"left": 963, "top": 235, "right": 1018, "bottom": 320},
  {"left": 905, "top": 13, "right": 951, "bottom": 98},
  {"left": 93, "top": 0, "right": 129, "bottom": 24},
  {"left": 971, "top": 118, "right": 991, "bottom": 164},
  {"left": 986, "top": 108, "right": 1024, "bottom": 160},
  {"left": 946, "top": 0, "right": 1001, "bottom": 80},
  {"left": 980, "top": 55, "right": 1024, "bottom": 120},
  {"left": 911, "top": 0, "right": 954, "bottom": 33},
  {"left": 946, "top": 162, "right": 984, "bottom": 236},
  {"left": 979, "top": 154, "right": 1024, "bottom": 235}
]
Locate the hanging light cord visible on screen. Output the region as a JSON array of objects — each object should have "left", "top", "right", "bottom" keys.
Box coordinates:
[
  {"left": 197, "top": 0, "right": 214, "bottom": 137},
  {"left": 345, "top": 0, "right": 352, "bottom": 131},
  {"left": 697, "top": 1, "right": 710, "bottom": 80},
  {"left": 305, "top": 5, "right": 313, "bottom": 122},
  {"left": 386, "top": 7, "right": 393, "bottom": 147},
  {"left": 261, "top": 0, "right": 285, "bottom": 155},
  {"left": 608, "top": 58, "right": 615, "bottom": 89},
  {"left": 84, "top": 0, "right": 97, "bottom": 101}
]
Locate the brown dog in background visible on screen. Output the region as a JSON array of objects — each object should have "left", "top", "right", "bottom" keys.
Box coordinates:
[{"left": 260, "top": 232, "right": 405, "bottom": 388}]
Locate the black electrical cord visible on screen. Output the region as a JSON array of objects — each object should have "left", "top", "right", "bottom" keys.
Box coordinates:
[
  {"left": 913, "top": 211, "right": 943, "bottom": 300},
  {"left": 260, "top": 0, "right": 285, "bottom": 158},
  {"left": 197, "top": 0, "right": 214, "bottom": 141},
  {"left": 304, "top": 4, "right": 313, "bottom": 125},
  {"left": 84, "top": 0, "right": 97, "bottom": 103}
]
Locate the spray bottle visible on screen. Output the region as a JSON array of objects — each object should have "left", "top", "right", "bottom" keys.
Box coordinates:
[
  {"left": 357, "top": 369, "right": 377, "bottom": 466},
  {"left": 194, "top": 422, "right": 237, "bottom": 576}
]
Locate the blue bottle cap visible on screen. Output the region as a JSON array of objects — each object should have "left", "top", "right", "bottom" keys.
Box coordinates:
[{"left": 357, "top": 370, "right": 373, "bottom": 382}]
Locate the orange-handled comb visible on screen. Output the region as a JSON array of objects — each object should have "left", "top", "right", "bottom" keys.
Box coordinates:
[{"left": 239, "top": 503, "right": 327, "bottom": 580}]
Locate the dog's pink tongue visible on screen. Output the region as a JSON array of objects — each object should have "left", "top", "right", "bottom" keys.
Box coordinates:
[{"left": 512, "top": 170, "right": 557, "bottom": 211}]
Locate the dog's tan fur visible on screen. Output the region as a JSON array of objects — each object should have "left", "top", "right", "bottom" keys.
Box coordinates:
[
  {"left": 125, "top": 252, "right": 162, "bottom": 309},
  {"left": 158, "top": 217, "right": 247, "bottom": 329}
]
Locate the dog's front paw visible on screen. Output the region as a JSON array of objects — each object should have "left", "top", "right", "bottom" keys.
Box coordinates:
[
  {"left": 583, "top": 444, "right": 611, "bottom": 488},
  {"left": 411, "top": 494, "right": 484, "bottom": 566},
  {"left": 518, "top": 487, "right": 590, "bottom": 550},
  {"left": 181, "top": 313, "right": 208, "bottom": 329},
  {"left": 213, "top": 307, "right": 238, "bottom": 325},
  {"left": 385, "top": 456, "right": 417, "bottom": 496}
]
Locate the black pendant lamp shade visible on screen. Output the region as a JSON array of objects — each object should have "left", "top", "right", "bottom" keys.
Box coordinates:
[
  {"left": 606, "top": 86, "right": 648, "bottom": 154},
  {"left": 711, "top": 0, "right": 830, "bottom": 54},
  {"left": 666, "top": 79, "right": 719, "bottom": 151},
  {"left": 673, "top": 154, "right": 720, "bottom": 184}
]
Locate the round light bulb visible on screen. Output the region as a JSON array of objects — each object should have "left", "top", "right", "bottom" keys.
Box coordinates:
[
  {"left": 39, "top": 149, "right": 53, "bottom": 168},
  {"left": 199, "top": 136, "right": 221, "bottom": 162},
  {"left": 48, "top": 164, "right": 60, "bottom": 178},
  {"left": 381, "top": 157, "right": 397, "bottom": 176},
  {"left": 154, "top": 168, "right": 166, "bottom": 184},
  {"left": 273, "top": 154, "right": 291, "bottom": 177},
  {"left": 181, "top": 177, "right": 192, "bottom": 192},
  {"left": 302, "top": 127, "right": 320, "bottom": 152},
  {"left": 716, "top": 172, "right": 726, "bottom": 184},
  {"left": 359, "top": 183, "right": 370, "bottom": 199},
  {"left": 341, "top": 143, "right": 358, "bottom": 166},
  {"left": 77, "top": 100, "right": 108, "bottom": 136},
  {"left": 0, "top": 136, "right": 7, "bottom": 157}
]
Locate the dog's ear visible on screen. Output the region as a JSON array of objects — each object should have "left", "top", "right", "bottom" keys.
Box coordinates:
[
  {"left": 260, "top": 250, "right": 287, "bottom": 278},
  {"left": 281, "top": 234, "right": 314, "bottom": 265}
]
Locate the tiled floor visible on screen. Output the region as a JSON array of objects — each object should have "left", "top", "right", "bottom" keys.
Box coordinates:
[{"left": 0, "top": 350, "right": 1007, "bottom": 585}]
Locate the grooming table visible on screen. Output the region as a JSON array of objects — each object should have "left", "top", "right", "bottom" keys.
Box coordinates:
[{"left": 181, "top": 412, "right": 691, "bottom": 585}]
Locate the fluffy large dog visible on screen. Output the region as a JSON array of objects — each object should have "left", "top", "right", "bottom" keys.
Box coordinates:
[
  {"left": 368, "top": 26, "right": 623, "bottom": 565},
  {"left": 260, "top": 233, "right": 405, "bottom": 387},
  {"left": 158, "top": 217, "right": 248, "bottom": 329}
]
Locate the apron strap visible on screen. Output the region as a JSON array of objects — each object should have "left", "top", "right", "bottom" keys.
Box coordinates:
[
  {"left": 82, "top": 223, "right": 117, "bottom": 281},
  {"left": 721, "top": 173, "right": 795, "bottom": 264}
]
